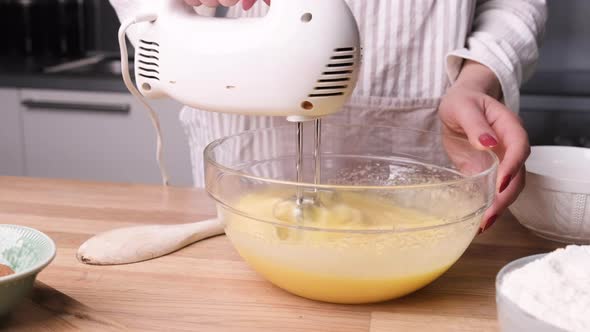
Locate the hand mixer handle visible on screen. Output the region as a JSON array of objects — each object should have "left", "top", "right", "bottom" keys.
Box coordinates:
[
  {"left": 157, "top": 0, "right": 282, "bottom": 19},
  {"left": 159, "top": 0, "right": 213, "bottom": 17}
]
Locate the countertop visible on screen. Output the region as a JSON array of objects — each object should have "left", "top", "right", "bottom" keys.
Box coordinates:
[
  {"left": 0, "top": 176, "right": 564, "bottom": 331},
  {"left": 0, "top": 56, "right": 128, "bottom": 93}
]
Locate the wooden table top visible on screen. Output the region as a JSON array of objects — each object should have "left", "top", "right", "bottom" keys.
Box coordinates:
[{"left": 0, "top": 177, "right": 564, "bottom": 331}]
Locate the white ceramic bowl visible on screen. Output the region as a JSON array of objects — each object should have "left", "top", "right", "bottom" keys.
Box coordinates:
[
  {"left": 509, "top": 146, "right": 590, "bottom": 244},
  {"left": 0, "top": 225, "right": 56, "bottom": 316},
  {"left": 496, "top": 254, "right": 567, "bottom": 332}
]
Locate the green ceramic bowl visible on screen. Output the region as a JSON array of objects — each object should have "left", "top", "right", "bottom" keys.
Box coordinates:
[{"left": 0, "top": 225, "right": 56, "bottom": 316}]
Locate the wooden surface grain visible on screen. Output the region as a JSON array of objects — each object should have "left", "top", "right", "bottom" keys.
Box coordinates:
[
  {"left": 0, "top": 177, "right": 564, "bottom": 331},
  {"left": 2, "top": 282, "right": 127, "bottom": 331}
]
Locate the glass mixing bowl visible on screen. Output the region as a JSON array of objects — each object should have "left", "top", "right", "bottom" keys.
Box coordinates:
[{"left": 205, "top": 124, "right": 498, "bottom": 304}]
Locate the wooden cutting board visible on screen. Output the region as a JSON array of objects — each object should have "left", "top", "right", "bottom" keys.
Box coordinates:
[{"left": 0, "top": 282, "right": 126, "bottom": 331}]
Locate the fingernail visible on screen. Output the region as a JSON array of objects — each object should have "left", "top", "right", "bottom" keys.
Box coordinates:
[
  {"left": 479, "top": 134, "right": 498, "bottom": 148},
  {"left": 483, "top": 215, "right": 498, "bottom": 232},
  {"left": 499, "top": 175, "right": 512, "bottom": 193}
]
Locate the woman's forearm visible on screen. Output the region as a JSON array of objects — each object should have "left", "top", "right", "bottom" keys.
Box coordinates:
[{"left": 452, "top": 60, "right": 502, "bottom": 100}]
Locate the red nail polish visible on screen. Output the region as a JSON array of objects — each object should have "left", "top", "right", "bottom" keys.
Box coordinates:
[
  {"left": 499, "top": 175, "right": 512, "bottom": 193},
  {"left": 484, "top": 215, "right": 498, "bottom": 232},
  {"left": 479, "top": 134, "right": 498, "bottom": 148}
]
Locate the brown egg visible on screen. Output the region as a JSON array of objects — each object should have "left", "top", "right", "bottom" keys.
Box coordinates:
[{"left": 0, "top": 263, "right": 15, "bottom": 277}]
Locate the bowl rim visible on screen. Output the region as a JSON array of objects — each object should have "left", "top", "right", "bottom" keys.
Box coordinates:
[
  {"left": 526, "top": 145, "right": 590, "bottom": 193},
  {"left": 204, "top": 124, "right": 499, "bottom": 191},
  {"left": 0, "top": 225, "right": 57, "bottom": 284}
]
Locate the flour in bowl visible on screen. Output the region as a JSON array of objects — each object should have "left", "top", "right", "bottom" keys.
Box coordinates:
[{"left": 500, "top": 245, "right": 590, "bottom": 332}]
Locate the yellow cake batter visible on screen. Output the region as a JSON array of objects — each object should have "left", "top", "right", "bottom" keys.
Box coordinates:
[
  {"left": 224, "top": 190, "right": 478, "bottom": 303},
  {"left": 240, "top": 252, "right": 451, "bottom": 304}
]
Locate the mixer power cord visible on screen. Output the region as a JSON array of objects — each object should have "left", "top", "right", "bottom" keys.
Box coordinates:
[{"left": 118, "top": 14, "right": 170, "bottom": 186}]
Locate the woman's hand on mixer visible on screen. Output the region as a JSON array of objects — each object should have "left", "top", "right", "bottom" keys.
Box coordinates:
[
  {"left": 184, "top": 0, "right": 270, "bottom": 10},
  {"left": 439, "top": 60, "right": 530, "bottom": 234}
]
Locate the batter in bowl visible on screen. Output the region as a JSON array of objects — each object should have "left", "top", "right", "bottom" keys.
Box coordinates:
[{"left": 223, "top": 190, "right": 479, "bottom": 303}]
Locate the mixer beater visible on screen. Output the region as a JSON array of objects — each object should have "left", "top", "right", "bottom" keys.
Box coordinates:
[{"left": 292, "top": 118, "right": 323, "bottom": 221}]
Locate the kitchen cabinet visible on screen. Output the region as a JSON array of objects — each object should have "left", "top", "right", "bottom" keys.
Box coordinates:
[
  {"left": 19, "top": 89, "right": 193, "bottom": 186},
  {"left": 521, "top": 94, "right": 590, "bottom": 147},
  {"left": 0, "top": 88, "right": 25, "bottom": 176}
]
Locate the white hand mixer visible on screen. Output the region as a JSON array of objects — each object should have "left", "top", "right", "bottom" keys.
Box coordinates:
[
  {"left": 123, "top": 0, "right": 360, "bottom": 119},
  {"left": 77, "top": 0, "right": 361, "bottom": 265},
  {"left": 119, "top": 0, "right": 361, "bottom": 183}
]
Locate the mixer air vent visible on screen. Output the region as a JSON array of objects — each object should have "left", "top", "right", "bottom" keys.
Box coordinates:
[
  {"left": 309, "top": 47, "right": 357, "bottom": 98},
  {"left": 138, "top": 39, "right": 161, "bottom": 81}
]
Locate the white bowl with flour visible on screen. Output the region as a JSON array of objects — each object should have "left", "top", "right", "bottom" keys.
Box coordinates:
[{"left": 496, "top": 246, "right": 590, "bottom": 332}]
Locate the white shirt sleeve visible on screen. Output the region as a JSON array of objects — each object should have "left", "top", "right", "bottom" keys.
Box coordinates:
[{"left": 446, "top": 0, "right": 548, "bottom": 112}]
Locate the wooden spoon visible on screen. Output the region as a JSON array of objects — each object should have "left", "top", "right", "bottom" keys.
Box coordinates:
[{"left": 77, "top": 219, "right": 224, "bottom": 265}]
